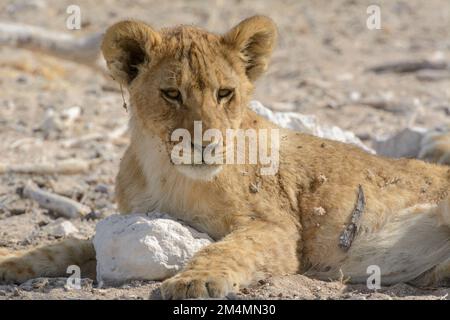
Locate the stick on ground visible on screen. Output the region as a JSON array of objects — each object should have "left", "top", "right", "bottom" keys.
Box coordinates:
[
  {"left": 367, "top": 59, "right": 448, "bottom": 74},
  {"left": 0, "top": 22, "right": 105, "bottom": 71},
  {"left": 0, "top": 159, "right": 91, "bottom": 175},
  {"left": 20, "top": 182, "right": 91, "bottom": 219}
]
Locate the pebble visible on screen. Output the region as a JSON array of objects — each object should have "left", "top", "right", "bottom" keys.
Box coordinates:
[
  {"left": 241, "top": 287, "right": 250, "bottom": 294},
  {"left": 94, "top": 184, "right": 110, "bottom": 194},
  {"left": 9, "top": 206, "right": 26, "bottom": 216},
  {"left": 42, "top": 219, "right": 79, "bottom": 238}
]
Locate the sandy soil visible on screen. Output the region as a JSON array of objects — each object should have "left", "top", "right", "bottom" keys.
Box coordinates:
[{"left": 0, "top": 0, "right": 449, "bottom": 300}]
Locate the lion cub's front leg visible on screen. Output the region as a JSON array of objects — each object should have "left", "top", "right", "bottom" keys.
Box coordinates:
[{"left": 161, "top": 219, "right": 300, "bottom": 299}]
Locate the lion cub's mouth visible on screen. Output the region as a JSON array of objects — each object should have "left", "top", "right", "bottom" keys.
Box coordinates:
[{"left": 174, "top": 163, "right": 223, "bottom": 181}]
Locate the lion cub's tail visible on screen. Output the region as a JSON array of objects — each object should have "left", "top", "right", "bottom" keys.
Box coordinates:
[{"left": 0, "top": 238, "right": 95, "bottom": 284}]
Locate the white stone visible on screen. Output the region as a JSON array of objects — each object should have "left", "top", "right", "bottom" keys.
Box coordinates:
[
  {"left": 250, "top": 100, "right": 374, "bottom": 153},
  {"left": 42, "top": 219, "right": 79, "bottom": 237},
  {"left": 37, "top": 109, "right": 63, "bottom": 135},
  {"left": 36, "top": 106, "right": 82, "bottom": 137},
  {"left": 373, "top": 127, "right": 427, "bottom": 158},
  {"left": 60, "top": 106, "right": 81, "bottom": 125},
  {"left": 93, "top": 213, "right": 213, "bottom": 285}
]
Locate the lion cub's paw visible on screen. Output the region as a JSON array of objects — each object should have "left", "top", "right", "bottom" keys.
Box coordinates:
[{"left": 161, "top": 270, "right": 236, "bottom": 299}]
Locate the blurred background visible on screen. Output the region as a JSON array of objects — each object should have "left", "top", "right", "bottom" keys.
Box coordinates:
[{"left": 0, "top": 0, "right": 449, "bottom": 298}]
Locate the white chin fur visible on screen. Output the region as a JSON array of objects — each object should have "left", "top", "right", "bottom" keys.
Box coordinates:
[{"left": 175, "top": 164, "right": 223, "bottom": 181}]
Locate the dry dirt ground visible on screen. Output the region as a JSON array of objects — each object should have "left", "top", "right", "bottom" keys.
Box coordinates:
[{"left": 0, "top": 0, "right": 450, "bottom": 300}]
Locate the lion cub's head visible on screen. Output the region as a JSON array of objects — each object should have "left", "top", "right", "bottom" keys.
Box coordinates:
[{"left": 101, "top": 16, "right": 277, "bottom": 180}]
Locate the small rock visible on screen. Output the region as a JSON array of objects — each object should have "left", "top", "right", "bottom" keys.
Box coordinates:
[
  {"left": 93, "top": 213, "right": 213, "bottom": 284},
  {"left": 34, "top": 109, "right": 63, "bottom": 138},
  {"left": 9, "top": 206, "right": 26, "bottom": 216},
  {"left": 95, "top": 198, "right": 110, "bottom": 209},
  {"left": 16, "top": 76, "right": 28, "bottom": 84},
  {"left": 258, "top": 279, "right": 267, "bottom": 285},
  {"left": 241, "top": 287, "right": 250, "bottom": 294},
  {"left": 42, "top": 219, "right": 79, "bottom": 238},
  {"left": 249, "top": 100, "right": 374, "bottom": 153},
  {"left": 32, "top": 278, "right": 49, "bottom": 289},
  {"left": 12, "top": 287, "right": 21, "bottom": 297},
  {"left": 49, "top": 176, "right": 87, "bottom": 198},
  {"left": 349, "top": 91, "right": 361, "bottom": 101},
  {"left": 37, "top": 220, "right": 49, "bottom": 227},
  {"left": 374, "top": 127, "right": 427, "bottom": 158},
  {"left": 83, "top": 211, "right": 104, "bottom": 221},
  {"left": 94, "top": 184, "right": 110, "bottom": 194},
  {"left": 20, "top": 278, "right": 48, "bottom": 291},
  {"left": 60, "top": 106, "right": 82, "bottom": 125}
]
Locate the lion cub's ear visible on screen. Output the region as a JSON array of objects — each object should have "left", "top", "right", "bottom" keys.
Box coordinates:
[
  {"left": 101, "top": 20, "right": 161, "bottom": 85},
  {"left": 222, "top": 15, "right": 277, "bottom": 81}
]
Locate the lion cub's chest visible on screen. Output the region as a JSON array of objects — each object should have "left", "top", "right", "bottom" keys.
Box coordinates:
[{"left": 138, "top": 149, "right": 228, "bottom": 239}]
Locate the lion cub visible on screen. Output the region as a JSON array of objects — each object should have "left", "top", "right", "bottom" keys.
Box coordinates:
[
  {"left": 1, "top": 16, "right": 449, "bottom": 299},
  {"left": 102, "top": 16, "right": 450, "bottom": 298}
]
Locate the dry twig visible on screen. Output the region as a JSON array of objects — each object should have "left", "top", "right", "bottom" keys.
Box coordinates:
[
  {"left": 20, "top": 181, "right": 91, "bottom": 219},
  {"left": 0, "top": 159, "right": 91, "bottom": 175},
  {"left": 0, "top": 22, "right": 105, "bottom": 71},
  {"left": 367, "top": 59, "right": 448, "bottom": 74}
]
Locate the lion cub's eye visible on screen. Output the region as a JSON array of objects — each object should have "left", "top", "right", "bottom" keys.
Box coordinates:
[
  {"left": 161, "top": 89, "right": 182, "bottom": 103},
  {"left": 217, "top": 88, "right": 234, "bottom": 101}
]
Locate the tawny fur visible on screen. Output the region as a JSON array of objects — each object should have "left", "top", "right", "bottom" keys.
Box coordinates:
[{"left": 1, "top": 16, "right": 449, "bottom": 298}]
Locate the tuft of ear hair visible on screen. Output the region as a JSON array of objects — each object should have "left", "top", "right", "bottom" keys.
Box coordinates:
[
  {"left": 101, "top": 20, "right": 161, "bottom": 85},
  {"left": 222, "top": 15, "right": 277, "bottom": 81}
]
